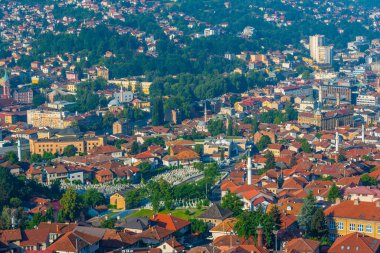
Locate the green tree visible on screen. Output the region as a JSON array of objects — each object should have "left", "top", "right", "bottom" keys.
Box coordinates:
[
  {"left": 102, "top": 111, "right": 117, "bottom": 129},
  {"left": 5, "top": 151, "right": 18, "bottom": 164},
  {"left": 234, "top": 208, "right": 276, "bottom": 247},
  {"left": 194, "top": 144, "right": 204, "bottom": 156},
  {"left": 264, "top": 152, "right": 275, "bottom": 170},
  {"left": 257, "top": 135, "right": 271, "bottom": 151},
  {"left": 82, "top": 189, "right": 104, "bottom": 208},
  {"left": 30, "top": 154, "right": 42, "bottom": 163},
  {"left": 251, "top": 117, "right": 260, "bottom": 134},
  {"left": 62, "top": 145, "right": 78, "bottom": 157},
  {"left": 130, "top": 141, "right": 140, "bottom": 155},
  {"left": 9, "top": 197, "right": 22, "bottom": 208},
  {"left": 28, "top": 212, "right": 45, "bottom": 229},
  {"left": 338, "top": 153, "right": 347, "bottom": 162},
  {"left": 42, "top": 151, "right": 56, "bottom": 161},
  {"left": 151, "top": 97, "right": 164, "bottom": 126},
  {"left": 100, "top": 218, "right": 116, "bottom": 229},
  {"left": 207, "top": 119, "right": 226, "bottom": 136},
  {"left": 361, "top": 174, "right": 377, "bottom": 186},
  {"left": 310, "top": 207, "right": 329, "bottom": 241},
  {"left": 297, "top": 191, "right": 317, "bottom": 236},
  {"left": 60, "top": 188, "right": 83, "bottom": 221},
  {"left": 226, "top": 118, "right": 233, "bottom": 136},
  {"left": 33, "top": 93, "right": 46, "bottom": 107},
  {"left": 125, "top": 189, "right": 143, "bottom": 209},
  {"left": 268, "top": 205, "right": 281, "bottom": 230},
  {"left": 190, "top": 219, "right": 208, "bottom": 234},
  {"left": 221, "top": 192, "right": 243, "bottom": 216},
  {"left": 297, "top": 139, "right": 312, "bottom": 153},
  {"left": 327, "top": 183, "right": 341, "bottom": 203},
  {"left": 0, "top": 168, "right": 16, "bottom": 209}
]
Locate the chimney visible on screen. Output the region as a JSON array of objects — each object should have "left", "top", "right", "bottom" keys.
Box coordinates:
[
  {"left": 56, "top": 225, "right": 59, "bottom": 233},
  {"left": 376, "top": 200, "right": 380, "bottom": 208},
  {"left": 335, "top": 198, "right": 341, "bottom": 205},
  {"left": 257, "top": 224, "right": 264, "bottom": 248},
  {"left": 354, "top": 198, "right": 360, "bottom": 206}
]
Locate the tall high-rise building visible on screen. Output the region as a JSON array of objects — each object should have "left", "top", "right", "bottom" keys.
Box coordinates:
[
  {"left": 309, "top": 35, "right": 333, "bottom": 64},
  {"left": 317, "top": 46, "right": 333, "bottom": 64},
  {"left": 309, "top": 35, "right": 325, "bottom": 60}
]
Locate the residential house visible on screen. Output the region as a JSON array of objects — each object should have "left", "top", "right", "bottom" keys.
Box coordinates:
[
  {"left": 157, "top": 238, "right": 185, "bottom": 253},
  {"left": 137, "top": 226, "right": 173, "bottom": 246},
  {"left": 209, "top": 218, "right": 238, "bottom": 239},
  {"left": 284, "top": 238, "right": 320, "bottom": 253},
  {"left": 324, "top": 199, "right": 380, "bottom": 240},
  {"left": 117, "top": 217, "right": 150, "bottom": 233},
  {"left": 198, "top": 204, "right": 233, "bottom": 228},
  {"left": 150, "top": 214, "right": 191, "bottom": 234},
  {"left": 44, "top": 165, "right": 68, "bottom": 185},
  {"left": 109, "top": 192, "right": 126, "bottom": 210},
  {"left": 328, "top": 232, "right": 380, "bottom": 253}
]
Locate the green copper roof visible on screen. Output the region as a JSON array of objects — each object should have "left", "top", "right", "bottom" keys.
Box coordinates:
[{"left": 3, "top": 69, "right": 8, "bottom": 82}]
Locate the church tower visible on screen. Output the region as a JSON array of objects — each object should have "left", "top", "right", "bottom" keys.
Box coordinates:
[{"left": 1, "top": 69, "right": 10, "bottom": 99}]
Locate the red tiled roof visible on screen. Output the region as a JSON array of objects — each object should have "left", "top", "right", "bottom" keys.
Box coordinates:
[
  {"left": 150, "top": 214, "right": 190, "bottom": 232},
  {"left": 328, "top": 233, "right": 380, "bottom": 253},
  {"left": 325, "top": 200, "right": 380, "bottom": 221}
]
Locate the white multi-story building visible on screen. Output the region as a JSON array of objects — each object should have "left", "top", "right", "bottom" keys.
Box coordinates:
[
  {"left": 309, "top": 35, "right": 333, "bottom": 64},
  {"left": 310, "top": 34, "right": 325, "bottom": 60},
  {"left": 317, "top": 46, "right": 333, "bottom": 64},
  {"left": 357, "top": 94, "right": 380, "bottom": 107}
]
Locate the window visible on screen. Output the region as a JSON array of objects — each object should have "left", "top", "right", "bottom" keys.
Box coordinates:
[
  {"left": 358, "top": 224, "right": 363, "bottom": 232},
  {"left": 378, "top": 226, "right": 380, "bottom": 234},
  {"left": 366, "top": 225, "right": 372, "bottom": 233},
  {"left": 329, "top": 220, "right": 335, "bottom": 230},
  {"left": 350, "top": 224, "right": 356, "bottom": 231},
  {"left": 338, "top": 222, "right": 344, "bottom": 230}
]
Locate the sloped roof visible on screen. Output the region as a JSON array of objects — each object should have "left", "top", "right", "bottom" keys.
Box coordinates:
[
  {"left": 150, "top": 214, "right": 190, "bottom": 232},
  {"left": 285, "top": 238, "right": 320, "bottom": 253},
  {"left": 325, "top": 200, "right": 380, "bottom": 221},
  {"left": 198, "top": 204, "right": 233, "bottom": 220},
  {"left": 328, "top": 233, "right": 380, "bottom": 253}
]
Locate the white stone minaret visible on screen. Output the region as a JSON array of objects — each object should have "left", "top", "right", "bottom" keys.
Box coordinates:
[
  {"left": 362, "top": 124, "right": 365, "bottom": 143},
  {"left": 120, "top": 85, "right": 124, "bottom": 103},
  {"left": 335, "top": 129, "right": 339, "bottom": 153},
  {"left": 204, "top": 102, "right": 207, "bottom": 122},
  {"left": 247, "top": 146, "right": 252, "bottom": 185},
  {"left": 17, "top": 138, "right": 22, "bottom": 161}
]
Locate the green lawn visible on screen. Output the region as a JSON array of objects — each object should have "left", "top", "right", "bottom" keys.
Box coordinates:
[{"left": 126, "top": 208, "right": 205, "bottom": 220}]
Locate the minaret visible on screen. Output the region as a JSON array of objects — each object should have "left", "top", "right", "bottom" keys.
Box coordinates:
[
  {"left": 17, "top": 138, "right": 22, "bottom": 161},
  {"left": 335, "top": 128, "right": 339, "bottom": 153},
  {"left": 318, "top": 85, "right": 323, "bottom": 106},
  {"left": 120, "top": 85, "right": 124, "bottom": 103},
  {"left": 362, "top": 124, "right": 365, "bottom": 143},
  {"left": 247, "top": 146, "right": 252, "bottom": 185},
  {"left": 204, "top": 102, "right": 207, "bottom": 122}
]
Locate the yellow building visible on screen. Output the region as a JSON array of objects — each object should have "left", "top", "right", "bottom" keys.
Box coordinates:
[
  {"left": 325, "top": 200, "right": 380, "bottom": 240},
  {"left": 113, "top": 120, "right": 133, "bottom": 135},
  {"left": 27, "top": 109, "right": 73, "bottom": 129},
  {"left": 110, "top": 192, "right": 126, "bottom": 210},
  {"left": 31, "top": 76, "right": 39, "bottom": 84},
  {"left": 234, "top": 102, "right": 244, "bottom": 112},
  {"left": 96, "top": 66, "right": 109, "bottom": 80},
  {"left": 141, "top": 81, "right": 152, "bottom": 95},
  {"left": 66, "top": 83, "right": 77, "bottom": 92},
  {"left": 132, "top": 99, "right": 150, "bottom": 109},
  {"left": 29, "top": 136, "right": 104, "bottom": 155},
  {"left": 267, "top": 144, "right": 283, "bottom": 157},
  {"left": 298, "top": 109, "right": 353, "bottom": 131}
]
